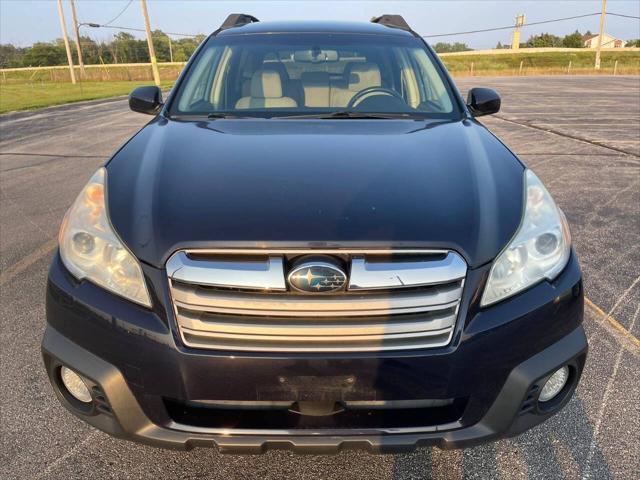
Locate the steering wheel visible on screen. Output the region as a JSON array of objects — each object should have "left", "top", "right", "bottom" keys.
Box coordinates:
[{"left": 347, "top": 87, "right": 405, "bottom": 109}]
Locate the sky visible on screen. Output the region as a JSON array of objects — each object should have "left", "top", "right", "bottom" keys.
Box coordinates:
[{"left": 1, "top": 0, "right": 639, "bottom": 49}]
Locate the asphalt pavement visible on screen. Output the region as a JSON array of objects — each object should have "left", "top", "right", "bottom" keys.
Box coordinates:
[{"left": 1, "top": 75, "right": 639, "bottom": 479}]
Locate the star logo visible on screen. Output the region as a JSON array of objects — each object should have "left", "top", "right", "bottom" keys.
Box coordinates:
[{"left": 287, "top": 261, "right": 347, "bottom": 293}]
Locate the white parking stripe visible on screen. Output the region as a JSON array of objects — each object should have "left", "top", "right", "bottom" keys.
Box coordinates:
[{"left": 36, "top": 431, "right": 98, "bottom": 479}]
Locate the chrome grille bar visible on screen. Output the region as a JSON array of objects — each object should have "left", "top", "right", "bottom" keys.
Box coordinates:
[
  {"left": 176, "top": 308, "right": 457, "bottom": 337},
  {"left": 170, "top": 281, "right": 463, "bottom": 317},
  {"left": 166, "top": 249, "right": 467, "bottom": 352},
  {"left": 180, "top": 328, "right": 455, "bottom": 353},
  {"left": 348, "top": 253, "right": 466, "bottom": 290},
  {"left": 166, "top": 251, "right": 286, "bottom": 291}
]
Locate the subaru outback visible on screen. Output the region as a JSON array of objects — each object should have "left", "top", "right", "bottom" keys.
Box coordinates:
[{"left": 42, "top": 14, "right": 587, "bottom": 453}]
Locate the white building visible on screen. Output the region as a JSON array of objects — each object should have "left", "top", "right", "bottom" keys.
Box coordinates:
[{"left": 583, "top": 33, "right": 627, "bottom": 48}]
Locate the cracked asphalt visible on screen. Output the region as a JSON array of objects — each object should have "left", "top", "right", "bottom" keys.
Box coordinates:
[{"left": 1, "top": 76, "right": 639, "bottom": 479}]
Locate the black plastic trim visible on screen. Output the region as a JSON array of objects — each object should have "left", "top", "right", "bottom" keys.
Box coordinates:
[
  {"left": 371, "top": 15, "right": 413, "bottom": 32},
  {"left": 220, "top": 14, "right": 259, "bottom": 30},
  {"left": 41, "top": 324, "right": 587, "bottom": 453}
]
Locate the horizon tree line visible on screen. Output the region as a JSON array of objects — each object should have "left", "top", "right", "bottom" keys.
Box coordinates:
[{"left": 1, "top": 29, "right": 638, "bottom": 69}]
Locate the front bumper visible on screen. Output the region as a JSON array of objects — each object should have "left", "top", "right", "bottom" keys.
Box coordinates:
[
  {"left": 43, "top": 323, "right": 586, "bottom": 453},
  {"left": 42, "top": 250, "right": 586, "bottom": 453}
]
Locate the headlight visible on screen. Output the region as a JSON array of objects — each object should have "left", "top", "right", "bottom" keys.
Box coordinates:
[
  {"left": 59, "top": 168, "right": 152, "bottom": 307},
  {"left": 481, "top": 169, "right": 571, "bottom": 307}
]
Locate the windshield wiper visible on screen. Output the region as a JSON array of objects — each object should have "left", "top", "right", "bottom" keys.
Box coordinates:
[
  {"left": 278, "top": 111, "right": 421, "bottom": 120},
  {"left": 206, "top": 112, "right": 255, "bottom": 119},
  {"left": 169, "top": 112, "right": 254, "bottom": 120}
]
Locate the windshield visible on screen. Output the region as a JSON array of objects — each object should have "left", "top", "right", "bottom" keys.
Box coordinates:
[{"left": 170, "top": 32, "right": 460, "bottom": 119}]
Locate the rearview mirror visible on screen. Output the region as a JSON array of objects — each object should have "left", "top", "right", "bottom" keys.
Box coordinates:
[
  {"left": 129, "top": 86, "right": 163, "bottom": 115},
  {"left": 466, "top": 88, "right": 501, "bottom": 117},
  {"left": 293, "top": 49, "right": 339, "bottom": 63}
]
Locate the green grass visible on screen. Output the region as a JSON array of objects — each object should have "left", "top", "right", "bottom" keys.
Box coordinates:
[
  {"left": 0, "top": 80, "right": 174, "bottom": 114},
  {"left": 442, "top": 50, "right": 640, "bottom": 76}
]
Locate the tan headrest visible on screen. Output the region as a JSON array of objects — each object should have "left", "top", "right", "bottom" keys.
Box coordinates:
[
  {"left": 263, "top": 61, "right": 289, "bottom": 80},
  {"left": 347, "top": 62, "right": 381, "bottom": 91},
  {"left": 250, "top": 69, "right": 283, "bottom": 98}
]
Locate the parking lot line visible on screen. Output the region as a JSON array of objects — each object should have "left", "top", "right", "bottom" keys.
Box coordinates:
[
  {"left": 36, "top": 431, "right": 98, "bottom": 480},
  {"left": 581, "top": 302, "right": 640, "bottom": 480},
  {"left": 585, "top": 292, "right": 640, "bottom": 349},
  {"left": 493, "top": 115, "right": 640, "bottom": 159},
  {"left": 0, "top": 237, "right": 57, "bottom": 286}
]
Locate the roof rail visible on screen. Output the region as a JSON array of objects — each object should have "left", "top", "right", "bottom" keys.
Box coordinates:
[
  {"left": 371, "top": 14, "right": 412, "bottom": 32},
  {"left": 220, "top": 13, "right": 259, "bottom": 30}
]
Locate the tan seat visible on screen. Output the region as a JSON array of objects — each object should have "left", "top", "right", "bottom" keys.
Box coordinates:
[
  {"left": 235, "top": 69, "right": 297, "bottom": 109},
  {"left": 330, "top": 62, "right": 382, "bottom": 107},
  {"left": 301, "top": 71, "right": 330, "bottom": 107},
  {"left": 241, "top": 77, "right": 252, "bottom": 97},
  {"left": 263, "top": 62, "right": 304, "bottom": 105}
]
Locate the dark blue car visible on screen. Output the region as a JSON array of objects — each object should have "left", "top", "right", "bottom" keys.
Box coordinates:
[{"left": 42, "top": 14, "right": 586, "bottom": 453}]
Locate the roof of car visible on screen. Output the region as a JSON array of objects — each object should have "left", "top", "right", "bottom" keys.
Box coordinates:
[{"left": 216, "top": 20, "right": 416, "bottom": 37}]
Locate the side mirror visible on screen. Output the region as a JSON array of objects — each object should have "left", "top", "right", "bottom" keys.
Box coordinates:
[
  {"left": 466, "top": 88, "right": 501, "bottom": 117},
  {"left": 129, "top": 86, "right": 163, "bottom": 115}
]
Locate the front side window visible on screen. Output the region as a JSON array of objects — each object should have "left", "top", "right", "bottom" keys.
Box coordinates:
[{"left": 171, "top": 32, "right": 459, "bottom": 118}]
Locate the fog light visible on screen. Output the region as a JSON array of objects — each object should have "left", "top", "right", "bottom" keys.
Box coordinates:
[
  {"left": 539, "top": 366, "right": 569, "bottom": 402},
  {"left": 60, "top": 366, "right": 92, "bottom": 403}
]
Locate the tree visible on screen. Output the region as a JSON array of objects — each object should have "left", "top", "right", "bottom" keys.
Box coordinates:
[
  {"left": 0, "top": 33, "right": 204, "bottom": 68},
  {"left": 171, "top": 35, "right": 205, "bottom": 62},
  {"left": 0, "top": 44, "right": 26, "bottom": 68},
  {"left": 433, "top": 42, "right": 472, "bottom": 53},
  {"left": 562, "top": 30, "right": 584, "bottom": 48},
  {"left": 22, "top": 41, "right": 66, "bottom": 67},
  {"left": 626, "top": 39, "right": 640, "bottom": 47},
  {"left": 111, "top": 32, "right": 148, "bottom": 63},
  {"left": 151, "top": 30, "right": 172, "bottom": 62},
  {"left": 524, "top": 33, "right": 563, "bottom": 48},
  {"left": 74, "top": 36, "right": 100, "bottom": 65}
]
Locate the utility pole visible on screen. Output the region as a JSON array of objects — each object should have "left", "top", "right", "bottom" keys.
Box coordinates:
[
  {"left": 595, "top": 0, "right": 607, "bottom": 70},
  {"left": 56, "top": 0, "right": 76, "bottom": 84},
  {"left": 69, "top": 0, "right": 85, "bottom": 77},
  {"left": 140, "top": 0, "right": 161, "bottom": 86},
  {"left": 511, "top": 14, "right": 525, "bottom": 50},
  {"left": 168, "top": 36, "right": 173, "bottom": 63}
]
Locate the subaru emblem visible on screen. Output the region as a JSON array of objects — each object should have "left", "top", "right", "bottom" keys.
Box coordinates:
[{"left": 287, "top": 261, "right": 347, "bottom": 293}]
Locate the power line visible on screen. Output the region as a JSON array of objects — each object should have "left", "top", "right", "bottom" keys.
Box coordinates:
[
  {"left": 421, "top": 12, "right": 602, "bottom": 38},
  {"left": 81, "top": 23, "right": 197, "bottom": 38},
  {"left": 102, "top": 0, "right": 134, "bottom": 27},
  {"left": 607, "top": 12, "right": 640, "bottom": 20},
  {"left": 79, "top": 10, "right": 639, "bottom": 41}
]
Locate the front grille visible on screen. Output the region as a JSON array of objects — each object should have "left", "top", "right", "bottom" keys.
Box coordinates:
[{"left": 167, "top": 249, "right": 467, "bottom": 352}]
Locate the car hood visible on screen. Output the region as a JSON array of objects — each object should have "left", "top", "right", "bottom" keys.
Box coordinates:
[{"left": 107, "top": 117, "right": 524, "bottom": 268}]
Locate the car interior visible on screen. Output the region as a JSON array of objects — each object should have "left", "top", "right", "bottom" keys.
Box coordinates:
[
  {"left": 236, "top": 60, "right": 389, "bottom": 109},
  {"left": 176, "top": 41, "right": 454, "bottom": 115}
]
